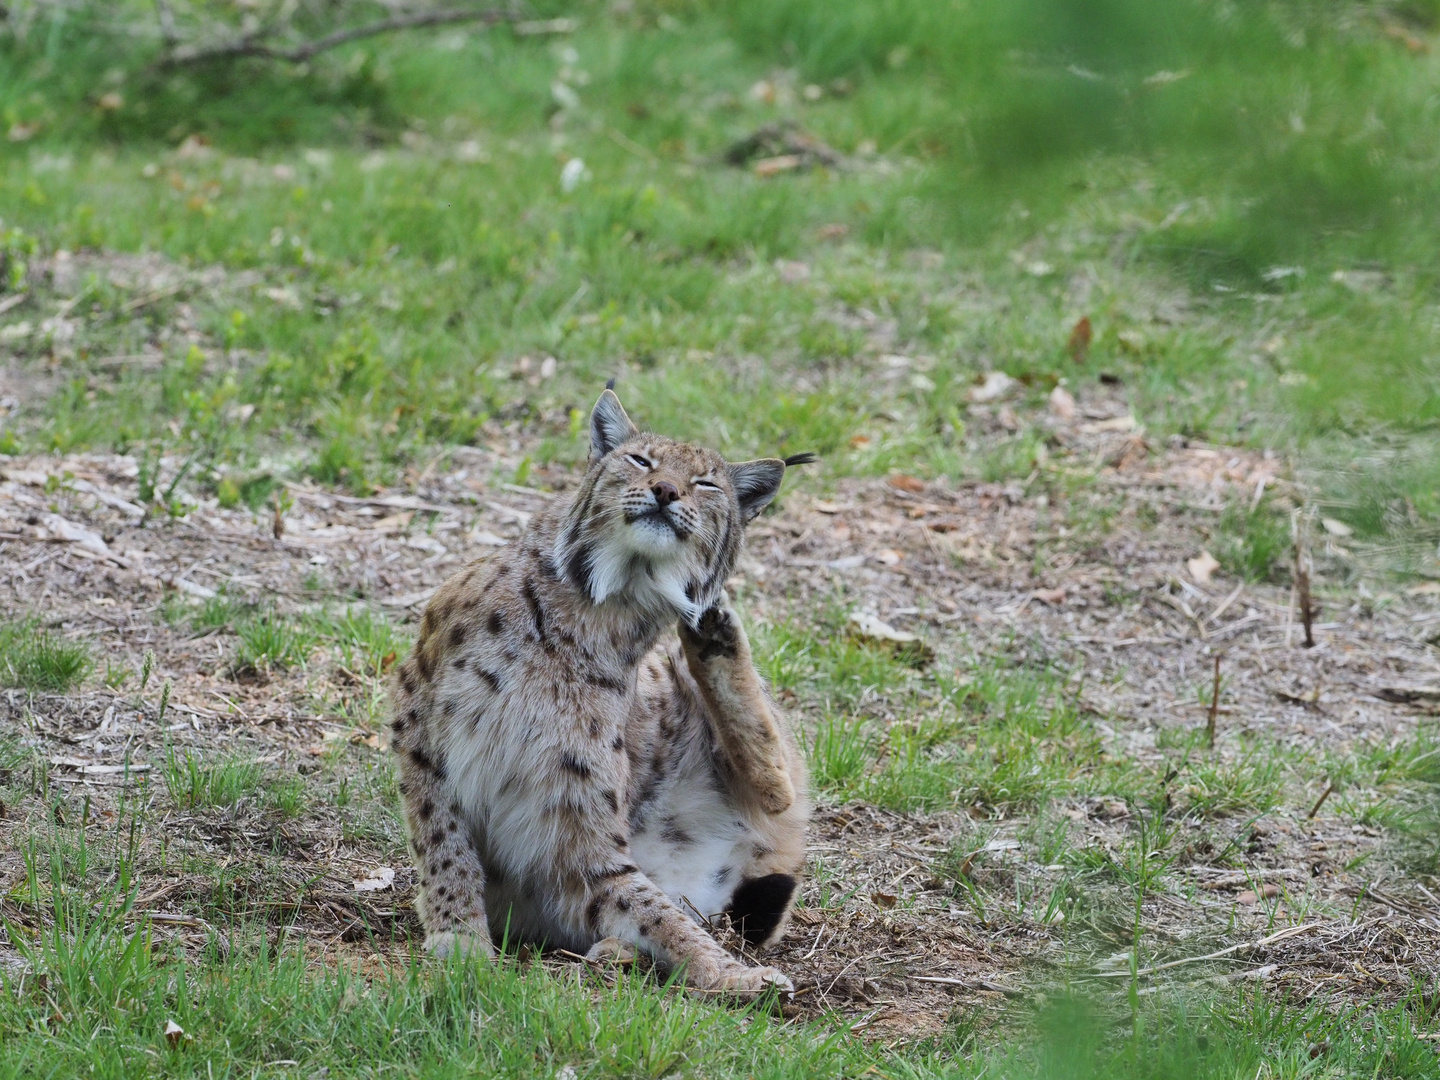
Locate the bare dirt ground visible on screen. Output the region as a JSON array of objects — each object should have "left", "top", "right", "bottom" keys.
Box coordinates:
[{"left": 2, "top": 391, "right": 1439, "bottom": 1038}]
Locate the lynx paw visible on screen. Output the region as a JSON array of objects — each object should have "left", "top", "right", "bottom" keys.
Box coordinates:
[
  {"left": 424, "top": 931, "right": 495, "bottom": 961},
  {"left": 585, "top": 937, "right": 638, "bottom": 965},
  {"left": 682, "top": 605, "right": 740, "bottom": 661},
  {"left": 696, "top": 962, "right": 793, "bottom": 997}
]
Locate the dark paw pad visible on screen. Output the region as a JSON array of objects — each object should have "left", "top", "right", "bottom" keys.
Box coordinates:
[
  {"left": 725, "top": 873, "right": 797, "bottom": 947},
  {"left": 691, "top": 607, "right": 739, "bottom": 661}
]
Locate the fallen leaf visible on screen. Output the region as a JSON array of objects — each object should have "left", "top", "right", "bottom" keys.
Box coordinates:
[
  {"left": 354, "top": 867, "right": 395, "bottom": 893},
  {"left": 871, "top": 891, "right": 898, "bottom": 909},
  {"left": 817, "top": 223, "right": 849, "bottom": 240},
  {"left": 1406, "top": 582, "right": 1440, "bottom": 596},
  {"left": 889, "top": 474, "right": 924, "bottom": 493},
  {"left": 1067, "top": 315, "right": 1092, "bottom": 363},
  {"left": 846, "top": 612, "right": 935, "bottom": 666},
  {"left": 1320, "top": 518, "right": 1353, "bottom": 537},
  {"left": 1048, "top": 385, "right": 1076, "bottom": 420},
  {"left": 874, "top": 548, "right": 903, "bottom": 566},
  {"left": 380, "top": 650, "right": 397, "bottom": 672},
  {"left": 813, "top": 500, "right": 843, "bottom": 514},
  {"left": 163, "top": 1019, "right": 187, "bottom": 1047},
  {"left": 1079, "top": 414, "right": 1138, "bottom": 434},
  {"left": 849, "top": 434, "right": 872, "bottom": 449},
  {"left": 1276, "top": 686, "right": 1321, "bottom": 707},
  {"left": 1116, "top": 330, "right": 1146, "bottom": 354},
  {"left": 1237, "top": 884, "right": 1280, "bottom": 905},
  {"left": 754, "top": 154, "right": 802, "bottom": 177},
  {"left": 966, "top": 371, "right": 1016, "bottom": 404},
  {"left": 1187, "top": 550, "right": 1220, "bottom": 585},
  {"left": 41, "top": 513, "right": 109, "bottom": 555},
  {"left": 1031, "top": 587, "right": 1066, "bottom": 606}
]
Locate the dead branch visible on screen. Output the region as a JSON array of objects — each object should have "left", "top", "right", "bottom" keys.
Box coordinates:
[{"left": 162, "top": 6, "right": 518, "bottom": 67}]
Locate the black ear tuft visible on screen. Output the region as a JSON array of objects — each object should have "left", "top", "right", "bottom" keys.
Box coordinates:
[
  {"left": 605, "top": 377, "right": 616, "bottom": 390},
  {"left": 728, "top": 458, "right": 786, "bottom": 523},
  {"left": 590, "top": 388, "right": 639, "bottom": 460},
  {"left": 782, "top": 451, "right": 818, "bottom": 468}
]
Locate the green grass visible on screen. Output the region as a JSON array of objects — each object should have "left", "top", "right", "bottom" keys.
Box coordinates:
[
  {"left": 5, "top": 860, "right": 1440, "bottom": 1079},
  {"left": 0, "top": 1, "right": 1436, "bottom": 551},
  {"left": 774, "top": 614, "right": 1121, "bottom": 814},
  {"left": 233, "top": 613, "right": 319, "bottom": 674},
  {"left": 5, "top": 2, "right": 1440, "bottom": 1074},
  {"left": 0, "top": 618, "right": 91, "bottom": 692},
  {"left": 1210, "top": 498, "right": 1292, "bottom": 584},
  {"left": 161, "top": 746, "right": 266, "bottom": 810}
]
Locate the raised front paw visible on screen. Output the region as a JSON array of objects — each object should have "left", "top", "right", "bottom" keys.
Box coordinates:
[
  {"left": 696, "top": 961, "right": 794, "bottom": 998},
  {"left": 681, "top": 605, "right": 741, "bottom": 661},
  {"left": 424, "top": 931, "right": 495, "bottom": 961}
]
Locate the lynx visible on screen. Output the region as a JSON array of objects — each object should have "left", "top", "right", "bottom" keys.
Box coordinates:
[{"left": 389, "top": 387, "right": 811, "bottom": 994}]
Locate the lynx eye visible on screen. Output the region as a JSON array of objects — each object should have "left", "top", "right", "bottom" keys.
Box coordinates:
[
  {"left": 625, "top": 453, "right": 653, "bottom": 470},
  {"left": 694, "top": 478, "right": 722, "bottom": 491}
]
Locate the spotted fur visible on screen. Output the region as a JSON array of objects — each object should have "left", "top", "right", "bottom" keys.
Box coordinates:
[{"left": 390, "top": 389, "right": 809, "bottom": 995}]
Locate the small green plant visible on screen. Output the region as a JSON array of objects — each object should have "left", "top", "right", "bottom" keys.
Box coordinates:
[
  {"left": 806, "top": 712, "right": 871, "bottom": 794},
  {"left": 139, "top": 649, "right": 155, "bottom": 691},
  {"left": 266, "top": 775, "right": 308, "bottom": 818},
  {"left": 328, "top": 608, "right": 408, "bottom": 677},
  {"left": 162, "top": 745, "right": 264, "bottom": 810},
  {"left": 0, "top": 619, "right": 92, "bottom": 692},
  {"left": 1212, "top": 499, "right": 1291, "bottom": 582},
  {"left": 234, "top": 614, "right": 316, "bottom": 673},
  {"left": 193, "top": 590, "right": 255, "bottom": 631},
  {"left": 102, "top": 661, "right": 129, "bottom": 689}
]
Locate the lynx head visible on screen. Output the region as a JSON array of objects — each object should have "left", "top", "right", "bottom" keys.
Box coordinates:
[{"left": 555, "top": 388, "right": 807, "bottom": 626}]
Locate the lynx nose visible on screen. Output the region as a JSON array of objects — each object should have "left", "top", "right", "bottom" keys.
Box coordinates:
[{"left": 651, "top": 480, "right": 680, "bottom": 507}]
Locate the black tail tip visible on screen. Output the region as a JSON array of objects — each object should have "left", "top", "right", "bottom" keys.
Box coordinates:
[
  {"left": 782, "top": 452, "right": 818, "bottom": 468},
  {"left": 604, "top": 377, "right": 617, "bottom": 391}
]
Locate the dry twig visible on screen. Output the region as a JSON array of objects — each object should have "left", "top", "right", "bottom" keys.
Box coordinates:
[
  {"left": 1090, "top": 923, "right": 1322, "bottom": 979},
  {"left": 1205, "top": 653, "right": 1222, "bottom": 748},
  {"left": 162, "top": 6, "right": 518, "bottom": 67}
]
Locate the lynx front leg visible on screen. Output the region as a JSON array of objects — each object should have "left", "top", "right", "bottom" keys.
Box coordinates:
[
  {"left": 578, "top": 860, "right": 792, "bottom": 996},
  {"left": 677, "top": 606, "right": 796, "bottom": 814},
  {"left": 396, "top": 752, "right": 493, "bottom": 960}
]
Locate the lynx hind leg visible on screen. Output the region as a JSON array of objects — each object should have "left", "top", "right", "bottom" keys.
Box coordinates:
[
  {"left": 392, "top": 714, "right": 493, "bottom": 960},
  {"left": 677, "top": 605, "right": 799, "bottom": 815}
]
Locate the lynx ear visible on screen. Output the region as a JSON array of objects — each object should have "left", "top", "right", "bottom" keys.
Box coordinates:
[
  {"left": 728, "top": 458, "right": 786, "bottom": 523},
  {"left": 590, "top": 387, "right": 638, "bottom": 460}
]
